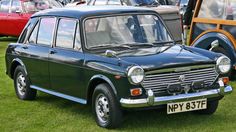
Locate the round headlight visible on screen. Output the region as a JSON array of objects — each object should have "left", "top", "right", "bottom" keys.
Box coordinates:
[
  {"left": 216, "top": 56, "right": 231, "bottom": 74},
  {"left": 127, "top": 66, "right": 144, "bottom": 84}
]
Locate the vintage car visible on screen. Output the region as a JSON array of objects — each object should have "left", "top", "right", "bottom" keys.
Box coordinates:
[
  {"left": 84, "top": 0, "right": 183, "bottom": 43},
  {"left": 189, "top": 0, "right": 236, "bottom": 75},
  {"left": 5, "top": 6, "right": 233, "bottom": 128},
  {"left": 0, "top": 0, "right": 62, "bottom": 37}
]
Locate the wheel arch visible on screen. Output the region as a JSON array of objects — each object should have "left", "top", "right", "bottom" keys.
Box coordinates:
[
  {"left": 87, "top": 74, "right": 117, "bottom": 105},
  {"left": 10, "top": 58, "right": 27, "bottom": 79},
  {"left": 191, "top": 30, "right": 236, "bottom": 65}
]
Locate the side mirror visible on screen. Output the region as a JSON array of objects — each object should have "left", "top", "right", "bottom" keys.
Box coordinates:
[
  {"left": 105, "top": 50, "right": 117, "bottom": 58},
  {"left": 209, "top": 40, "right": 219, "bottom": 51}
]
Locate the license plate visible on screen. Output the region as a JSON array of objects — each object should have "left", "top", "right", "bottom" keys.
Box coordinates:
[{"left": 167, "top": 98, "right": 207, "bottom": 114}]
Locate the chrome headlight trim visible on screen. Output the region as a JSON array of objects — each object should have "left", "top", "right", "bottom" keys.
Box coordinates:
[
  {"left": 216, "top": 56, "right": 231, "bottom": 74},
  {"left": 127, "top": 66, "right": 144, "bottom": 85}
]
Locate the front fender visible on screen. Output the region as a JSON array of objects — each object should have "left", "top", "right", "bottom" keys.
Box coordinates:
[
  {"left": 88, "top": 74, "right": 118, "bottom": 95},
  {"left": 192, "top": 32, "right": 236, "bottom": 65}
]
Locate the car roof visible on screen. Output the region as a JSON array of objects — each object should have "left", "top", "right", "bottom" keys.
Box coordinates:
[{"left": 31, "top": 5, "right": 157, "bottom": 19}]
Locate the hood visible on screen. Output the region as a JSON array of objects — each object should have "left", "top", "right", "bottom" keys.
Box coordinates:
[{"left": 117, "top": 45, "right": 215, "bottom": 71}]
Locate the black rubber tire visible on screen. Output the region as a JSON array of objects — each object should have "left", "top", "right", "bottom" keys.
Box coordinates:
[
  {"left": 13, "top": 65, "right": 37, "bottom": 100},
  {"left": 92, "top": 83, "right": 123, "bottom": 128},
  {"left": 194, "top": 100, "right": 219, "bottom": 115},
  {"left": 212, "top": 47, "right": 232, "bottom": 77}
]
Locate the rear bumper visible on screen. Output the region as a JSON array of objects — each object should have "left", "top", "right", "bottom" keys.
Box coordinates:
[{"left": 120, "top": 82, "right": 233, "bottom": 108}]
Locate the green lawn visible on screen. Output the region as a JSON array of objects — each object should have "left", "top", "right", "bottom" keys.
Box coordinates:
[{"left": 0, "top": 37, "right": 236, "bottom": 132}]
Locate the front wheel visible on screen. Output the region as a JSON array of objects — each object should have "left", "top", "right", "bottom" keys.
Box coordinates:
[
  {"left": 194, "top": 100, "right": 219, "bottom": 115},
  {"left": 92, "top": 83, "right": 123, "bottom": 128}
]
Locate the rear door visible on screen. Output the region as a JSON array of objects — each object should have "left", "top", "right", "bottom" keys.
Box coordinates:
[
  {"left": 0, "top": 0, "right": 10, "bottom": 35},
  {"left": 23, "top": 17, "right": 57, "bottom": 89},
  {"left": 48, "top": 18, "right": 85, "bottom": 98}
]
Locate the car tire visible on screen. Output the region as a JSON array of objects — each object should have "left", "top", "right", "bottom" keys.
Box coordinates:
[
  {"left": 92, "top": 83, "right": 123, "bottom": 128},
  {"left": 194, "top": 100, "right": 219, "bottom": 115},
  {"left": 14, "top": 65, "right": 37, "bottom": 100},
  {"left": 212, "top": 47, "right": 232, "bottom": 77}
]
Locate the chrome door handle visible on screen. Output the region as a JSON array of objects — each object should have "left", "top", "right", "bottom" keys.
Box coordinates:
[
  {"left": 49, "top": 50, "right": 57, "bottom": 54},
  {"left": 22, "top": 46, "right": 28, "bottom": 49}
]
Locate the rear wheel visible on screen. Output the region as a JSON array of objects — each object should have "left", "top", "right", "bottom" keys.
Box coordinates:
[
  {"left": 92, "top": 83, "right": 123, "bottom": 128},
  {"left": 14, "top": 65, "right": 37, "bottom": 100},
  {"left": 194, "top": 100, "right": 219, "bottom": 115}
]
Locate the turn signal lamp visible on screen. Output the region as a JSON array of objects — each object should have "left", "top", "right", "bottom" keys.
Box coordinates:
[
  {"left": 222, "top": 77, "right": 229, "bottom": 85},
  {"left": 130, "top": 88, "right": 142, "bottom": 96}
]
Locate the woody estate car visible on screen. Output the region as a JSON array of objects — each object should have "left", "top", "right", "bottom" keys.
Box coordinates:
[
  {"left": 5, "top": 6, "right": 233, "bottom": 128},
  {"left": 189, "top": 0, "right": 236, "bottom": 74}
]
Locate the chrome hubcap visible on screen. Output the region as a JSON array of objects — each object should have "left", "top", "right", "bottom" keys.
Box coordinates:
[
  {"left": 16, "top": 73, "right": 26, "bottom": 96},
  {"left": 95, "top": 94, "right": 110, "bottom": 123}
]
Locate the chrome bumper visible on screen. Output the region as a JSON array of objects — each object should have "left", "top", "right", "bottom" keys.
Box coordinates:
[{"left": 120, "top": 84, "right": 233, "bottom": 108}]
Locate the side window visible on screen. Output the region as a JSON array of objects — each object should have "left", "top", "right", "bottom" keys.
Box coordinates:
[
  {"left": 11, "top": 0, "right": 21, "bottom": 13},
  {"left": 18, "top": 17, "right": 39, "bottom": 43},
  {"left": 75, "top": 24, "right": 81, "bottom": 50},
  {"left": 37, "top": 17, "right": 56, "bottom": 46},
  {"left": 28, "top": 22, "right": 39, "bottom": 44},
  {"left": 198, "top": 0, "right": 227, "bottom": 20},
  {"left": 56, "top": 19, "right": 76, "bottom": 49},
  {"left": 0, "top": 0, "right": 10, "bottom": 13}
]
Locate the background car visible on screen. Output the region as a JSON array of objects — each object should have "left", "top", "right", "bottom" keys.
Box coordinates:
[
  {"left": 188, "top": 0, "right": 236, "bottom": 75},
  {"left": 0, "top": 0, "right": 62, "bottom": 37}
]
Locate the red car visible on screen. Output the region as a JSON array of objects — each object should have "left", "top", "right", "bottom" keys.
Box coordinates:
[{"left": 0, "top": 0, "right": 62, "bottom": 37}]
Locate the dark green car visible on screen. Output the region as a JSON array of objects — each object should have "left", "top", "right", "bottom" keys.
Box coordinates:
[{"left": 5, "top": 6, "right": 233, "bottom": 128}]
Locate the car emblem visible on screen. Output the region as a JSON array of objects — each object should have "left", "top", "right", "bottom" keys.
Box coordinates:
[{"left": 179, "top": 75, "right": 185, "bottom": 82}]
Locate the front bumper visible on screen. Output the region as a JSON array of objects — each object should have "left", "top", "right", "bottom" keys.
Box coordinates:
[{"left": 120, "top": 82, "right": 233, "bottom": 108}]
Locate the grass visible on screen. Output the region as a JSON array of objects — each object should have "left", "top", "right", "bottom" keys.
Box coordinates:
[{"left": 0, "top": 37, "right": 236, "bottom": 132}]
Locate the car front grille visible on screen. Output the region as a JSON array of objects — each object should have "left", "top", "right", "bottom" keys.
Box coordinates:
[{"left": 142, "top": 65, "right": 219, "bottom": 96}]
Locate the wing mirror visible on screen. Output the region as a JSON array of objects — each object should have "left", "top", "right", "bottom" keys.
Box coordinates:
[
  {"left": 209, "top": 40, "right": 219, "bottom": 51},
  {"left": 105, "top": 50, "right": 117, "bottom": 58}
]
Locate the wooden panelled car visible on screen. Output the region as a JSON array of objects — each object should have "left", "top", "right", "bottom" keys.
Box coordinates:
[
  {"left": 189, "top": 0, "right": 236, "bottom": 74},
  {"left": 5, "top": 6, "right": 233, "bottom": 128}
]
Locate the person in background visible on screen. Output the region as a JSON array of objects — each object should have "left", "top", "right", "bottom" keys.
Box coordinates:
[{"left": 183, "top": 0, "right": 197, "bottom": 29}]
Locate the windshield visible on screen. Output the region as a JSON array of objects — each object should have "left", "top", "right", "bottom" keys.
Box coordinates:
[
  {"left": 85, "top": 14, "right": 172, "bottom": 49},
  {"left": 22, "top": 0, "right": 62, "bottom": 13}
]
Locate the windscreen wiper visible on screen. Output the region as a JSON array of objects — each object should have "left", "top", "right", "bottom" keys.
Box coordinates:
[{"left": 88, "top": 44, "right": 131, "bottom": 50}]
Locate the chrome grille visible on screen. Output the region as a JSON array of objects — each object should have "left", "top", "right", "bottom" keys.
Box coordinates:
[{"left": 142, "top": 65, "right": 219, "bottom": 96}]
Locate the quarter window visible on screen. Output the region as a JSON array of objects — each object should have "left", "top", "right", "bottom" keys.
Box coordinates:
[
  {"left": 28, "top": 22, "right": 39, "bottom": 44},
  {"left": 37, "top": 17, "right": 56, "bottom": 46},
  {"left": 56, "top": 19, "right": 76, "bottom": 49},
  {"left": 0, "top": 0, "right": 10, "bottom": 13},
  {"left": 75, "top": 25, "right": 81, "bottom": 50}
]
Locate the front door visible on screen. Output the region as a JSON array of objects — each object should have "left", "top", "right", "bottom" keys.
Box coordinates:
[{"left": 49, "top": 18, "right": 85, "bottom": 98}]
